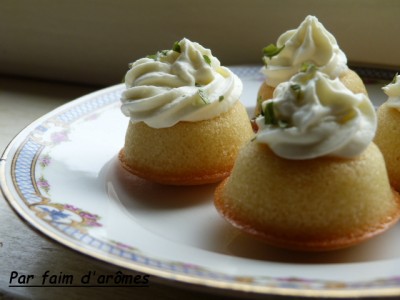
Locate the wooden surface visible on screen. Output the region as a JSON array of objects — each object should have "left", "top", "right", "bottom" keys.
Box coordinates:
[{"left": 0, "top": 76, "right": 264, "bottom": 300}]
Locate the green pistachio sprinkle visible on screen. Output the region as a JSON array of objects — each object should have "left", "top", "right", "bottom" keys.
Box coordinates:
[
  {"left": 160, "top": 50, "right": 169, "bottom": 56},
  {"left": 263, "top": 44, "right": 285, "bottom": 59},
  {"left": 262, "top": 102, "right": 289, "bottom": 127},
  {"left": 299, "top": 63, "right": 319, "bottom": 84},
  {"left": 300, "top": 62, "right": 310, "bottom": 72},
  {"left": 203, "top": 55, "right": 211, "bottom": 66},
  {"left": 146, "top": 54, "right": 158, "bottom": 60},
  {"left": 300, "top": 62, "right": 318, "bottom": 73},
  {"left": 218, "top": 95, "right": 224, "bottom": 102},
  {"left": 147, "top": 49, "right": 170, "bottom": 61},
  {"left": 264, "top": 101, "right": 277, "bottom": 125},
  {"left": 290, "top": 84, "right": 301, "bottom": 91},
  {"left": 290, "top": 84, "right": 302, "bottom": 99},
  {"left": 198, "top": 89, "right": 210, "bottom": 104},
  {"left": 172, "top": 41, "right": 181, "bottom": 53}
]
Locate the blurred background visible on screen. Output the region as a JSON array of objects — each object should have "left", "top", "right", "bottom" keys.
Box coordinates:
[{"left": 1, "top": 0, "right": 399, "bottom": 87}]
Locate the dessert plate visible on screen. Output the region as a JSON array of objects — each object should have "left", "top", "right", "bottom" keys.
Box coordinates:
[{"left": 1, "top": 66, "right": 400, "bottom": 298}]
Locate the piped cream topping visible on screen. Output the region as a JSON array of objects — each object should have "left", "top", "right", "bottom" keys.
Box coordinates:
[
  {"left": 120, "top": 38, "right": 242, "bottom": 128},
  {"left": 383, "top": 74, "right": 400, "bottom": 109},
  {"left": 256, "top": 67, "right": 376, "bottom": 159},
  {"left": 262, "top": 15, "right": 348, "bottom": 88}
]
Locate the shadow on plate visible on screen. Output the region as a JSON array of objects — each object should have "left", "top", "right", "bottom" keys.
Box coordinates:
[
  {"left": 211, "top": 220, "right": 400, "bottom": 264},
  {"left": 100, "top": 156, "right": 400, "bottom": 265},
  {"left": 102, "top": 155, "right": 218, "bottom": 210}
]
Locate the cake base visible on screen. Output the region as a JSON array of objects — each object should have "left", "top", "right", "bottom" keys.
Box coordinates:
[
  {"left": 215, "top": 179, "right": 400, "bottom": 252},
  {"left": 119, "top": 101, "right": 254, "bottom": 186},
  {"left": 214, "top": 142, "right": 400, "bottom": 251},
  {"left": 375, "top": 103, "right": 400, "bottom": 192},
  {"left": 119, "top": 149, "right": 230, "bottom": 185}
]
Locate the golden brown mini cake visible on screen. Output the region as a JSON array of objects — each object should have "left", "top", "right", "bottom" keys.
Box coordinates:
[
  {"left": 256, "top": 15, "right": 367, "bottom": 116},
  {"left": 119, "top": 38, "right": 254, "bottom": 185},
  {"left": 215, "top": 67, "right": 400, "bottom": 251},
  {"left": 119, "top": 101, "right": 252, "bottom": 185},
  {"left": 374, "top": 74, "right": 400, "bottom": 191}
]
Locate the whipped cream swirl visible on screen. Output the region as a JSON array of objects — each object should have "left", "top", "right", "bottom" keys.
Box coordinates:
[
  {"left": 262, "top": 15, "right": 348, "bottom": 88},
  {"left": 383, "top": 74, "right": 400, "bottom": 109},
  {"left": 256, "top": 67, "right": 376, "bottom": 159},
  {"left": 121, "top": 38, "right": 242, "bottom": 128}
]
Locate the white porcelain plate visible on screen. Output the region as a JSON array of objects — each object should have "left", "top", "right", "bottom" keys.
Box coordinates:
[{"left": 1, "top": 66, "right": 400, "bottom": 298}]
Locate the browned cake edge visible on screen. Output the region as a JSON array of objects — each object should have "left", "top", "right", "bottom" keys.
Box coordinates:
[
  {"left": 119, "top": 149, "right": 230, "bottom": 186},
  {"left": 214, "top": 179, "right": 400, "bottom": 252}
]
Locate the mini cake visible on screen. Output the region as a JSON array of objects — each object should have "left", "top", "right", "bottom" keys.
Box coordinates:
[
  {"left": 374, "top": 74, "right": 400, "bottom": 191},
  {"left": 256, "top": 15, "right": 366, "bottom": 116},
  {"left": 119, "top": 38, "right": 254, "bottom": 185},
  {"left": 215, "top": 67, "right": 400, "bottom": 251}
]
